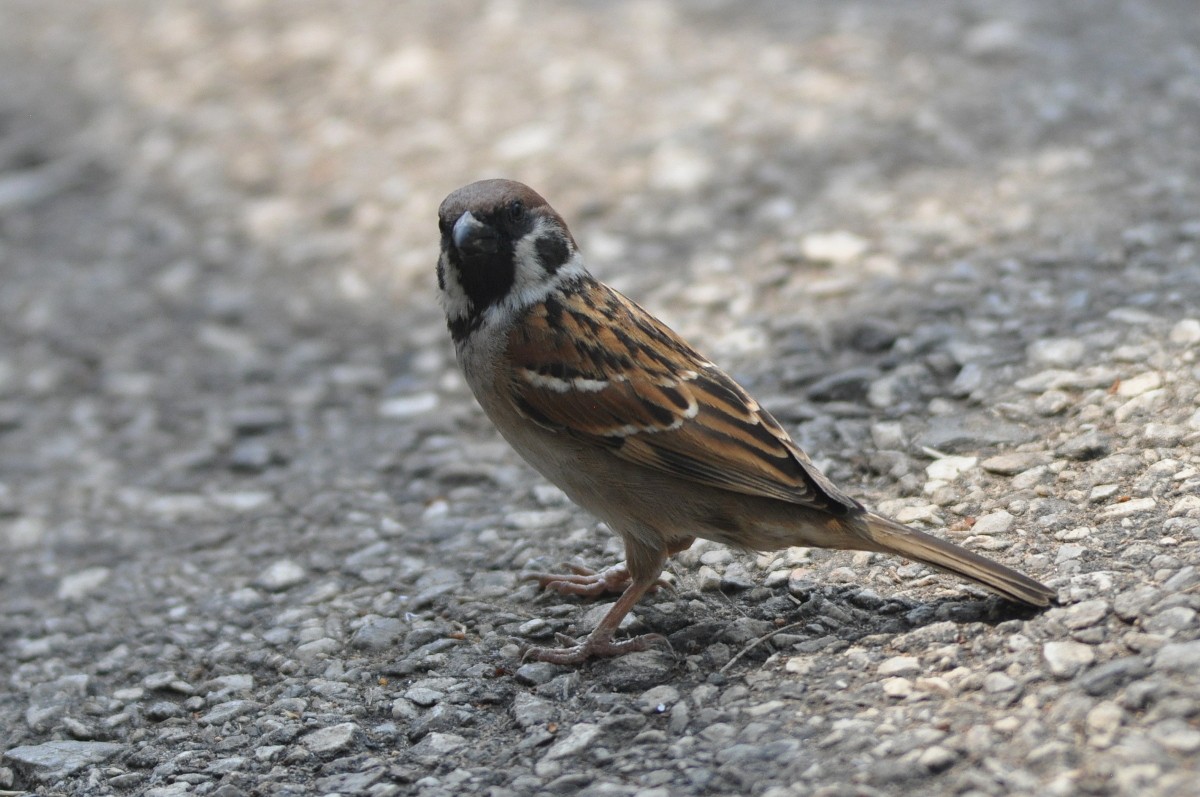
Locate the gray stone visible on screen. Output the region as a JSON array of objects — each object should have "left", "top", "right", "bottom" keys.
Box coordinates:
[
  {"left": 301, "top": 722, "right": 360, "bottom": 756},
  {"left": 295, "top": 638, "right": 341, "bottom": 660},
  {"left": 516, "top": 662, "right": 567, "bottom": 686},
  {"left": 315, "top": 767, "right": 384, "bottom": 794},
  {"left": 1144, "top": 606, "right": 1197, "bottom": 636},
  {"left": 229, "top": 405, "right": 288, "bottom": 434},
  {"left": 3, "top": 740, "right": 124, "bottom": 783},
  {"left": 407, "top": 704, "right": 472, "bottom": 742},
  {"left": 229, "top": 439, "right": 274, "bottom": 471},
  {"left": 540, "top": 722, "right": 601, "bottom": 764},
  {"left": 1081, "top": 657, "right": 1150, "bottom": 696},
  {"left": 982, "top": 672, "right": 1018, "bottom": 693},
  {"left": 512, "top": 693, "right": 556, "bottom": 729},
  {"left": 917, "top": 414, "right": 1034, "bottom": 453},
  {"left": 593, "top": 650, "right": 676, "bottom": 692},
  {"left": 1114, "top": 586, "right": 1162, "bottom": 620},
  {"left": 1153, "top": 640, "right": 1200, "bottom": 672},
  {"left": 411, "top": 732, "right": 466, "bottom": 756},
  {"left": 1057, "top": 431, "right": 1111, "bottom": 461},
  {"left": 807, "top": 367, "right": 879, "bottom": 402},
  {"left": 1151, "top": 719, "right": 1200, "bottom": 753},
  {"left": 147, "top": 701, "right": 183, "bottom": 721},
  {"left": 403, "top": 687, "right": 443, "bottom": 707},
  {"left": 1027, "top": 338, "right": 1086, "bottom": 367},
  {"left": 1061, "top": 599, "right": 1110, "bottom": 629},
  {"left": 199, "top": 700, "right": 260, "bottom": 725},
  {"left": 980, "top": 453, "right": 1047, "bottom": 475},
  {"left": 636, "top": 685, "right": 681, "bottom": 714},
  {"left": 350, "top": 616, "right": 406, "bottom": 650}
]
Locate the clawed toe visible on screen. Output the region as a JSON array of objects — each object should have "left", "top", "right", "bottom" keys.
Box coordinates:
[
  {"left": 522, "top": 632, "right": 672, "bottom": 665},
  {"left": 520, "top": 562, "right": 633, "bottom": 597}
]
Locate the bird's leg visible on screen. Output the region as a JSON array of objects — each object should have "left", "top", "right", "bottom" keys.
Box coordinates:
[
  {"left": 522, "top": 574, "right": 668, "bottom": 664},
  {"left": 519, "top": 536, "right": 694, "bottom": 664}
]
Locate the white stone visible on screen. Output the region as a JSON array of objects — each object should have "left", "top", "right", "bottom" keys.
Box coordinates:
[
  {"left": 697, "top": 565, "right": 722, "bottom": 591},
  {"left": 982, "top": 672, "right": 1017, "bottom": 693},
  {"left": 57, "top": 567, "right": 111, "bottom": 601},
  {"left": 1097, "top": 497, "right": 1156, "bottom": 520},
  {"left": 1116, "top": 372, "right": 1162, "bottom": 397},
  {"left": 210, "top": 491, "right": 273, "bottom": 512},
  {"left": 894, "top": 504, "right": 942, "bottom": 525},
  {"left": 1027, "top": 338, "right": 1086, "bottom": 367},
  {"left": 1114, "top": 389, "right": 1168, "bottom": 422},
  {"left": 785, "top": 657, "right": 812, "bottom": 675},
  {"left": 1043, "top": 640, "right": 1095, "bottom": 677},
  {"left": 379, "top": 393, "right": 439, "bottom": 418},
  {"left": 637, "top": 685, "right": 680, "bottom": 714},
  {"left": 1168, "top": 319, "right": 1200, "bottom": 345},
  {"left": 918, "top": 745, "right": 958, "bottom": 771},
  {"left": 925, "top": 456, "right": 977, "bottom": 481},
  {"left": 1169, "top": 495, "right": 1200, "bottom": 517},
  {"left": 256, "top": 559, "right": 307, "bottom": 591},
  {"left": 878, "top": 656, "right": 921, "bottom": 676},
  {"left": 801, "top": 230, "right": 869, "bottom": 264},
  {"left": 972, "top": 511, "right": 1015, "bottom": 536},
  {"left": 1143, "top": 423, "right": 1184, "bottom": 445},
  {"left": 1086, "top": 701, "right": 1123, "bottom": 748}
]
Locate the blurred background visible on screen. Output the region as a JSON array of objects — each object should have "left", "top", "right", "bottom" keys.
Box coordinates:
[{"left": 6, "top": 0, "right": 1197, "bottom": 338}]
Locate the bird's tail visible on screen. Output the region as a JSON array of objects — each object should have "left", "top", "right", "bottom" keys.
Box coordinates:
[{"left": 857, "top": 512, "right": 1055, "bottom": 607}]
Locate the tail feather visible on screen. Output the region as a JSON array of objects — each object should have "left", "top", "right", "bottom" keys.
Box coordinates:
[{"left": 860, "top": 513, "right": 1055, "bottom": 607}]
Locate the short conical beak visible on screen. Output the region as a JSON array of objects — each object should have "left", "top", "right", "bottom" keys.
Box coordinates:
[{"left": 452, "top": 211, "right": 500, "bottom": 255}]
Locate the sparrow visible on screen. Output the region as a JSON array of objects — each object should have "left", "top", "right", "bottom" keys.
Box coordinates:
[{"left": 436, "top": 178, "right": 1055, "bottom": 665}]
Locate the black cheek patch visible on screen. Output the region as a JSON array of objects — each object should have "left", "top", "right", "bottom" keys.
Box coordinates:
[
  {"left": 536, "top": 234, "right": 571, "bottom": 274},
  {"left": 446, "top": 314, "right": 477, "bottom": 344},
  {"left": 436, "top": 261, "right": 446, "bottom": 291}
]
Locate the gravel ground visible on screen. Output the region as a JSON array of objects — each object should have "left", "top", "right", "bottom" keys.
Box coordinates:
[{"left": 2, "top": 1, "right": 1200, "bottom": 795}]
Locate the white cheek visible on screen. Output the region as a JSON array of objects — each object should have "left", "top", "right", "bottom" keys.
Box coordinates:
[
  {"left": 437, "top": 251, "right": 473, "bottom": 319},
  {"left": 510, "top": 217, "right": 552, "bottom": 297},
  {"left": 500, "top": 245, "right": 586, "bottom": 317}
]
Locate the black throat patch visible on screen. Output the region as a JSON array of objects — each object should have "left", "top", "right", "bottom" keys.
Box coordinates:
[{"left": 443, "top": 242, "right": 515, "bottom": 343}]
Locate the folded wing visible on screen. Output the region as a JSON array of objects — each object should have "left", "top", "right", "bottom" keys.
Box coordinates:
[{"left": 505, "top": 279, "right": 861, "bottom": 515}]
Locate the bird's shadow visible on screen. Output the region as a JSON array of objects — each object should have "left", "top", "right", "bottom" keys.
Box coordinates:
[{"left": 633, "top": 582, "right": 1043, "bottom": 672}]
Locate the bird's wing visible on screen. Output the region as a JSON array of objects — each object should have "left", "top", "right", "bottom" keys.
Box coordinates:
[{"left": 504, "top": 280, "right": 861, "bottom": 514}]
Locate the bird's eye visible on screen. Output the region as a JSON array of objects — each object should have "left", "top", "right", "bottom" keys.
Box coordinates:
[{"left": 507, "top": 200, "right": 526, "bottom": 224}]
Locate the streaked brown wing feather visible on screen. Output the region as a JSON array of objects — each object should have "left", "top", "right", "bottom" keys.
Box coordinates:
[{"left": 505, "top": 280, "right": 860, "bottom": 513}]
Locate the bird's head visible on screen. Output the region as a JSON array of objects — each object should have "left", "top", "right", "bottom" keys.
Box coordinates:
[{"left": 436, "top": 179, "right": 581, "bottom": 342}]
